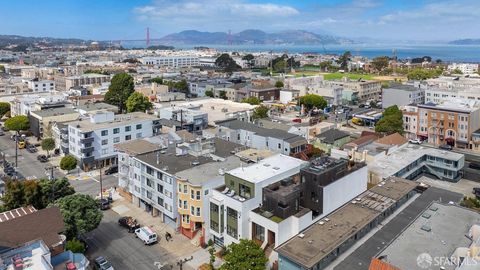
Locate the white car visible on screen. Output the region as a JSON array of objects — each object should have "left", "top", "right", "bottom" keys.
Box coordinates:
[
  {"left": 135, "top": 226, "right": 158, "bottom": 245},
  {"left": 409, "top": 139, "right": 422, "bottom": 144}
]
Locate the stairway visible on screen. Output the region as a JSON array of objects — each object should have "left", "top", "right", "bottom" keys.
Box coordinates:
[{"left": 424, "top": 164, "right": 444, "bottom": 179}]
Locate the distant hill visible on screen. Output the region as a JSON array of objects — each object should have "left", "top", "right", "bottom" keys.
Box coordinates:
[
  {"left": 449, "top": 39, "right": 480, "bottom": 45},
  {"left": 158, "top": 29, "right": 352, "bottom": 45},
  {"left": 0, "top": 34, "right": 91, "bottom": 48}
]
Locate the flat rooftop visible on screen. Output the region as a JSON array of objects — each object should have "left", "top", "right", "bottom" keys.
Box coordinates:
[
  {"left": 227, "top": 154, "right": 308, "bottom": 184},
  {"left": 175, "top": 156, "right": 241, "bottom": 186},
  {"left": 114, "top": 139, "right": 162, "bottom": 156},
  {"left": 276, "top": 177, "right": 417, "bottom": 269},
  {"left": 368, "top": 144, "right": 464, "bottom": 179},
  {"left": 30, "top": 107, "right": 77, "bottom": 118},
  {"left": 379, "top": 203, "right": 480, "bottom": 270},
  {"left": 65, "top": 112, "right": 159, "bottom": 132},
  {"left": 419, "top": 99, "right": 480, "bottom": 113},
  {"left": 235, "top": 148, "right": 275, "bottom": 163}
]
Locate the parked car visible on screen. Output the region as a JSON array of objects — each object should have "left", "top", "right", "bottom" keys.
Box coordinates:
[
  {"left": 439, "top": 144, "right": 453, "bottom": 151},
  {"left": 118, "top": 216, "right": 140, "bottom": 232},
  {"left": 469, "top": 162, "right": 480, "bottom": 170},
  {"left": 358, "top": 104, "right": 365, "bottom": 108},
  {"left": 99, "top": 198, "right": 110, "bottom": 210},
  {"left": 0, "top": 130, "right": 4, "bottom": 136},
  {"left": 104, "top": 165, "right": 118, "bottom": 175},
  {"left": 473, "top": 188, "right": 480, "bottom": 198},
  {"left": 409, "top": 139, "right": 422, "bottom": 144},
  {"left": 135, "top": 226, "right": 158, "bottom": 245},
  {"left": 415, "top": 182, "right": 430, "bottom": 193},
  {"left": 93, "top": 256, "right": 114, "bottom": 270},
  {"left": 37, "top": 155, "right": 48, "bottom": 163},
  {"left": 26, "top": 145, "right": 37, "bottom": 153}
]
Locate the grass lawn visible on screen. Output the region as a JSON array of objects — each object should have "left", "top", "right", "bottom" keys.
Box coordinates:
[{"left": 323, "top": 72, "right": 375, "bottom": 81}]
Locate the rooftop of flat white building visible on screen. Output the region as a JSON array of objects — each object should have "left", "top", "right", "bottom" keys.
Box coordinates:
[
  {"left": 368, "top": 144, "right": 464, "bottom": 180},
  {"left": 65, "top": 111, "right": 158, "bottom": 132},
  {"left": 227, "top": 154, "right": 308, "bottom": 184},
  {"left": 418, "top": 99, "right": 480, "bottom": 112}
]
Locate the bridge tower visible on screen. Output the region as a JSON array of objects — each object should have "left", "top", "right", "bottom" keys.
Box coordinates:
[{"left": 146, "top": 27, "right": 150, "bottom": 47}]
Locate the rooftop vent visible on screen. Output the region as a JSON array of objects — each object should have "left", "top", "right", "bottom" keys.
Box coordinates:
[
  {"left": 298, "top": 233, "right": 305, "bottom": 238},
  {"left": 421, "top": 225, "right": 432, "bottom": 232},
  {"left": 318, "top": 221, "right": 325, "bottom": 225},
  {"left": 263, "top": 163, "right": 271, "bottom": 167},
  {"left": 273, "top": 167, "right": 280, "bottom": 170},
  {"left": 422, "top": 213, "right": 431, "bottom": 219}
]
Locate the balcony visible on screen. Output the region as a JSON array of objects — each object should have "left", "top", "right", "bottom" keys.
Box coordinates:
[
  {"left": 80, "top": 137, "right": 94, "bottom": 144},
  {"left": 80, "top": 146, "right": 94, "bottom": 153}
]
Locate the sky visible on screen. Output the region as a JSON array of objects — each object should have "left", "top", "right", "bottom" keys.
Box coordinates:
[{"left": 0, "top": 0, "right": 479, "bottom": 41}]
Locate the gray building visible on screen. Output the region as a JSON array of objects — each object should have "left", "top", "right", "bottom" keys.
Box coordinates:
[{"left": 382, "top": 83, "right": 425, "bottom": 109}]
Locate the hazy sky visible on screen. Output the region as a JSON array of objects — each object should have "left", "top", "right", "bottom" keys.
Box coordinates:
[{"left": 1, "top": 0, "right": 479, "bottom": 41}]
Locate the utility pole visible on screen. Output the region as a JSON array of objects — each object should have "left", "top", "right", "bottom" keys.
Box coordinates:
[
  {"left": 99, "top": 166, "right": 103, "bottom": 201},
  {"left": 15, "top": 131, "right": 18, "bottom": 168}
]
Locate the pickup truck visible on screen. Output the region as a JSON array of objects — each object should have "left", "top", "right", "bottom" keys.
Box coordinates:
[{"left": 118, "top": 216, "right": 140, "bottom": 232}]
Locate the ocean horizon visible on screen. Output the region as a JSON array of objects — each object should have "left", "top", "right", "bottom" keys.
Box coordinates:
[{"left": 122, "top": 42, "right": 480, "bottom": 63}]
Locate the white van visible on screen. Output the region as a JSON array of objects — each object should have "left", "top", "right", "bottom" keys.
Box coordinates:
[{"left": 135, "top": 226, "right": 158, "bottom": 245}]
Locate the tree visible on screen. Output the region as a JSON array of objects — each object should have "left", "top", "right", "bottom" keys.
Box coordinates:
[
  {"left": 126, "top": 92, "right": 153, "bottom": 113},
  {"left": 252, "top": 105, "right": 269, "bottom": 121},
  {"left": 298, "top": 94, "right": 328, "bottom": 111},
  {"left": 452, "top": 68, "right": 463, "bottom": 74},
  {"left": 337, "top": 51, "right": 352, "bottom": 70},
  {"left": 5, "top": 115, "right": 30, "bottom": 166},
  {"left": 375, "top": 105, "right": 404, "bottom": 134},
  {"left": 215, "top": 53, "right": 241, "bottom": 73},
  {"left": 1, "top": 180, "right": 28, "bottom": 210},
  {"left": 0, "top": 102, "right": 10, "bottom": 118},
  {"left": 66, "top": 239, "right": 86, "bottom": 253},
  {"left": 219, "top": 90, "right": 227, "bottom": 100},
  {"left": 54, "top": 194, "right": 103, "bottom": 239},
  {"left": 60, "top": 155, "right": 78, "bottom": 172},
  {"left": 104, "top": 73, "right": 134, "bottom": 113},
  {"left": 208, "top": 245, "right": 216, "bottom": 268},
  {"left": 319, "top": 61, "right": 334, "bottom": 72},
  {"left": 39, "top": 178, "right": 75, "bottom": 205},
  {"left": 242, "top": 54, "right": 255, "bottom": 68},
  {"left": 220, "top": 239, "right": 267, "bottom": 270},
  {"left": 275, "top": 81, "right": 284, "bottom": 88},
  {"left": 4, "top": 115, "right": 29, "bottom": 131},
  {"left": 407, "top": 68, "right": 442, "bottom": 80},
  {"left": 205, "top": 90, "right": 214, "bottom": 97},
  {"left": 273, "top": 60, "right": 286, "bottom": 73},
  {"left": 173, "top": 79, "right": 189, "bottom": 94},
  {"left": 371, "top": 56, "right": 390, "bottom": 72},
  {"left": 41, "top": 137, "right": 55, "bottom": 157},
  {"left": 242, "top": 97, "right": 261, "bottom": 105},
  {"left": 150, "top": 77, "right": 163, "bottom": 84}
]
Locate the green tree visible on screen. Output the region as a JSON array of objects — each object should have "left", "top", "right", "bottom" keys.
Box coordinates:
[
  {"left": 174, "top": 79, "right": 189, "bottom": 94},
  {"left": 371, "top": 56, "right": 390, "bottom": 72},
  {"left": 220, "top": 239, "right": 267, "bottom": 270},
  {"left": 242, "top": 97, "right": 261, "bottom": 105},
  {"left": 0, "top": 64, "right": 5, "bottom": 73},
  {"left": 219, "top": 90, "right": 227, "bottom": 100},
  {"left": 104, "top": 73, "right": 134, "bottom": 113},
  {"left": 407, "top": 68, "right": 442, "bottom": 80},
  {"left": 275, "top": 81, "right": 284, "bottom": 88},
  {"left": 205, "top": 90, "right": 214, "bottom": 97},
  {"left": 4, "top": 115, "right": 29, "bottom": 131},
  {"left": 0, "top": 102, "right": 10, "bottom": 118},
  {"left": 126, "top": 92, "right": 153, "bottom": 113},
  {"left": 39, "top": 178, "right": 75, "bottom": 206},
  {"left": 242, "top": 54, "right": 255, "bottom": 68},
  {"left": 337, "top": 51, "right": 352, "bottom": 70},
  {"left": 41, "top": 137, "right": 55, "bottom": 157},
  {"left": 60, "top": 155, "right": 78, "bottom": 172},
  {"left": 215, "top": 54, "right": 241, "bottom": 73},
  {"left": 375, "top": 105, "right": 404, "bottom": 134},
  {"left": 298, "top": 94, "right": 328, "bottom": 111},
  {"left": 252, "top": 105, "right": 269, "bottom": 121},
  {"left": 209, "top": 245, "right": 216, "bottom": 268},
  {"left": 150, "top": 77, "right": 163, "bottom": 84},
  {"left": 53, "top": 194, "right": 103, "bottom": 239},
  {"left": 66, "top": 239, "right": 86, "bottom": 253},
  {"left": 273, "top": 60, "right": 286, "bottom": 73},
  {"left": 319, "top": 61, "right": 334, "bottom": 72},
  {"left": 1, "top": 180, "right": 27, "bottom": 210},
  {"left": 451, "top": 68, "right": 463, "bottom": 75}
]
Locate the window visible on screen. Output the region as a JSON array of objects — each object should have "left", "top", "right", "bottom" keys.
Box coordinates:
[
  {"left": 191, "top": 190, "right": 195, "bottom": 199},
  {"left": 125, "top": 135, "right": 131, "bottom": 141},
  {"left": 196, "top": 191, "right": 201, "bottom": 200},
  {"left": 196, "top": 207, "right": 200, "bottom": 216},
  {"left": 191, "top": 206, "right": 195, "bottom": 215},
  {"left": 101, "top": 139, "right": 108, "bottom": 145},
  {"left": 157, "top": 184, "right": 163, "bottom": 193},
  {"left": 157, "top": 197, "right": 163, "bottom": 206},
  {"left": 125, "top": 126, "right": 131, "bottom": 132},
  {"left": 146, "top": 166, "right": 154, "bottom": 175},
  {"left": 101, "top": 149, "right": 108, "bottom": 155},
  {"left": 146, "top": 178, "right": 152, "bottom": 187},
  {"left": 183, "top": 201, "right": 188, "bottom": 209},
  {"left": 146, "top": 191, "right": 152, "bottom": 199},
  {"left": 278, "top": 143, "right": 281, "bottom": 149},
  {"left": 113, "top": 128, "right": 120, "bottom": 134},
  {"left": 178, "top": 199, "right": 182, "bottom": 208},
  {"left": 113, "top": 137, "right": 120, "bottom": 143},
  {"left": 164, "top": 203, "right": 172, "bottom": 212},
  {"left": 183, "top": 185, "right": 188, "bottom": 193},
  {"left": 136, "top": 133, "right": 142, "bottom": 138},
  {"left": 157, "top": 171, "right": 163, "bottom": 180},
  {"left": 101, "top": 130, "right": 108, "bottom": 136},
  {"left": 178, "top": 183, "right": 182, "bottom": 192},
  {"left": 136, "top": 124, "right": 142, "bottom": 130},
  {"left": 204, "top": 190, "right": 209, "bottom": 196},
  {"left": 210, "top": 203, "right": 219, "bottom": 212}
]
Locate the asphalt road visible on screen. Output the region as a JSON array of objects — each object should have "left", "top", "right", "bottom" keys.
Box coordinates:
[
  {"left": 69, "top": 173, "right": 118, "bottom": 197},
  {"left": 85, "top": 210, "right": 172, "bottom": 270},
  {"left": 334, "top": 187, "right": 463, "bottom": 270}
]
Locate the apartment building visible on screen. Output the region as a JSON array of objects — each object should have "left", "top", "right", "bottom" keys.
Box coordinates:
[
  {"left": 447, "top": 63, "right": 479, "bottom": 74},
  {"left": 64, "top": 74, "right": 111, "bottom": 90},
  {"left": 26, "top": 79, "right": 55, "bottom": 92},
  {"left": 63, "top": 111, "right": 160, "bottom": 170},
  {"left": 215, "top": 119, "right": 308, "bottom": 156},
  {"left": 425, "top": 87, "right": 480, "bottom": 104},
  {"left": 328, "top": 79, "right": 382, "bottom": 102},
  {"left": 382, "top": 84, "right": 424, "bottom": 108},
  {"left": 416, "top": 100, "right": 480, "bottom": 149},
  {"left": 403, "top": 105, "right": 419, "bottom": 139},
  {"left": 208, "top": 154, "right": 308, "bottom": 248},
  {"left": 140, "top": 56, "right": 199, "bottom": 68},
  {"left": 426, "top": 76, "right": 480, "bottom": 89},
  {"left": 308, "top": 85, "right": 343, "bottom": 106},
  {"left": 158, "top": 107, "right": 208, "bottom": 133},
  {"left": 0, "top": 79, "right": 30, "bottom": 95},
  {"left": 10, "top": 94, "right": 69, "bottom": 117}
]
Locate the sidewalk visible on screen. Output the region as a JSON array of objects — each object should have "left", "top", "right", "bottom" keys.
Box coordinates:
[{"left": 110, "top": 195, "right": 209, "bottom": 268}]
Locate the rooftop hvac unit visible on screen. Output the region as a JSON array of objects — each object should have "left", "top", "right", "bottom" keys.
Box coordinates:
[{"left": 298, "top": 233, "right": 305, "bottom": 238}]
